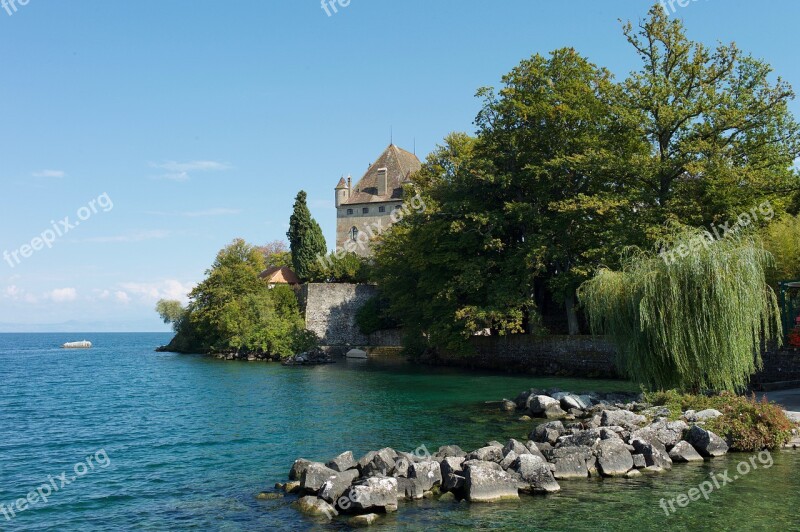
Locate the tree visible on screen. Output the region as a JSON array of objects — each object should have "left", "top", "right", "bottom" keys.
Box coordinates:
[
  {"left": 155, "top": 299, "right": 185, "bottom": 331},
  {"left": 620, "top": 5, "right": 800, "bottom": 236},
  {"left": 161, "top": 238, "right": 315, "bottom": 357},
  {"left": 308, "top": 252, "right": 372, "bottom": 283},
  {"left": 287, "top": 191, "right": 327, "bottom": 281},
  {"left": 578, "top": 228, "right": 782, "bottom": 392},
  {"left": 257, "top": 240, "right": 292, "bottom": 268},
  {"left": 763, "top": 214, "right": 800, "bottom": 288}
]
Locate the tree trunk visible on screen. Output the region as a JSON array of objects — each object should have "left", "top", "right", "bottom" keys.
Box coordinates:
[{"left": 565, "top": 292, "right": 580, "bottom": 336}]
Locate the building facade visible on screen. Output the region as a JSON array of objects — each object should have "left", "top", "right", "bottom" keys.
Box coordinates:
[{"left": 335, "top": 144, "right": 422, "bottom": 256}]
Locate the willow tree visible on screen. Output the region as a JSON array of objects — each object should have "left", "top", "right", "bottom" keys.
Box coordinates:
[{"left": 578, "top": 229, "right": 781, "bottom": 392}]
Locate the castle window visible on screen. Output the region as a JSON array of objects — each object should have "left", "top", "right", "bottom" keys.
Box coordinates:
[
  {"left": 379, "top": 206, "right": 386, "bottom": 213},
  {"left": 349, "top": 227, "right": 358, "bottom": 241},
  {"left": 362, "top": 207, "right": 369, "bottom": 214},
  {"left": 346, "top": 208, "right": 353, "bottom": 215}
]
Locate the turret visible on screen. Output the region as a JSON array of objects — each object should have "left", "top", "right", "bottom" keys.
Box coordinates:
[{"left": 335, "top": 176, "right": 350, "bottom": 208}]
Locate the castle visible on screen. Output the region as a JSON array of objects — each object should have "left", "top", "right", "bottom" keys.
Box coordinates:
[{"left": 335, "top": 144, "right": 422, "bottom": 256}]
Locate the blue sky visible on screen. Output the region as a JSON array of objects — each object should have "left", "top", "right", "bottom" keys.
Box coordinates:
[{"left": 1, "top": 0, "right": 799, "bottom": 331}]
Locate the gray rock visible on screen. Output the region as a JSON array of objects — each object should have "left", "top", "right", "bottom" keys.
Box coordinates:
[
  {"left": 433, "top": 445, "right": 467, "bottom": 459},
  {"left": 631, "top": 435, "right": 673, "bottom": 470},
  {"left": 362, "top": 448, "right": 397, "bottom": 477},
  {"left": 499, "top": 450, "right": 518, "bottom": 470},
  {"left": 560, "top": 394, "right": 590, "bottom": 411},
  {"left": 512, "top": 454, "right": 560, "bottom": 493},
  {"left": 524, "top": 441, "right": 548, "bottom": 461},
  {"left": 348, "top": 513, "right": 380, "bottom": 527},
  {"left": 631, "top": 454, "right": 646, "bottom": 468},
  {"left": 563, "top": 428, "right": 602, "bottom": 448},
  {"left": 466, "top": 445, "right": 504, "bottom": 463},
  {"left": 396, "top": 476, "right": 425, "bottom": 500},
  {"left": 503, "top": 438, "right": 530, "bottom": 457},
  {"left": 289, "top": 458, "right": 311, "bottom": 481},
  {"left": 300, "top": 462, "right": 339, "bottom": 492},
  {"left": 319, "top": 469, "right": 360, "bottom": 503},
  {"left": 545, "top": 403, "right": 568, "bottom": 419},
  {"left": 501, "top": 399, "right": 517, "bottom": 412},
  {"left": 528, "top": 395, "right": 560, "bottom": 415},
  {"left": 463, "top": 459, "right": 503, "bottom": 471},
  {"left": 669, "top": 440, "right": 704, "bottom": 462},
  {"left": 684, "top": 409, "right": 723, "bottom": 422},
  {"left": 634, "top": 420, "right": 689, "bottom": 449},
  {"left": 357, "top": 451, "right": 377, "bottom": 471},
  {"left": 441, "top": 456, "right": 466, "bottom": 491},
  {"left": 551, "top": 446, "right": 591, "bottom": 479},
  {"left": 601, "top": 409, "right": 647, "bottom": 427},
  {"left": 326, "top": 451, "right": 357, "bottom": 473},
  {"left": 409, "top": 460, "right": 442, "bottom": 491},
  {"left": 530, "top": 420, "right": 566, "bottom": 444},
  {"left": 392, "top": 456, "right": 411, "bottom": 478},
  {"left": 595, "top": 439, "right": 634, "bottom": 477},
  {"left": 463, "top": 462, "right": 520, "bottom": 502},
  {"left": 293, "top": 496, "right": 337, "bottom": 519},
  {"left": 348, "top": 477, "right": 399, "bottom": 511},
  {"left": 685, "top": 426, "right": 729, "bottom": 457}
]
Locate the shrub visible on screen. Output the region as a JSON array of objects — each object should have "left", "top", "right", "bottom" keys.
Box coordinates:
[
  {"left": 355, "top": 295, "right": 398, "bottom": 334},
  {"left": 644, "top": 390, "right": 795, "bottom": 451}
]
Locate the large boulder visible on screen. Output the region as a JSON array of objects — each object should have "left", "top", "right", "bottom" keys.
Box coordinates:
[
  {"left": 524, "top": 441, "right": 548, "bottom": 462},
  {"left": 396, "top": 476, "right": 426, "bottom": 500},
  {"left": 503, "top": 439, "right": 530, "bottom": 457},
  {"left": 408, "top": 460, "right": 442, "bottom": 491},
  {"left": 668, "top": 441, "right": 704, "bottom": 462},
  {"left": 318, "top": 469, "right": 360, "bottom": 503},
  {"left": 348, "top": 477, "right": 399, "bottom": 512},
  {"left": 434, "top": 445, "right": 467, "bottom": 459},
  {"left": 551, "top": 447, "right": 591, "bottom": 480},
  {"left": 631, "top": 435, "right": 673, "bottom": 470},
  {"left": 466, "top": 445, "right": 504, "bottom": 463},
  {"left": 293, "top": 496, "right": 337, "bottom": 519},
  {"left": 463, "top": 462, "right": 520, "bottom": 502},
  {"left": 527, "top": 395, "right": 560, "bottom": 415},
  {"left": 440, "top": 456, "right": 466, "bottom": 491},
  {"left": 635, "top": 420, "right": 689, "bottom": 449},
  {"left": 300, "top": 462, "right": 339, "bottom": 492},
  {"left": 685, "top": 426, "right": 729, "bottom": 457},
  {"left": 684, "top": 409, "right": 723, "bottom": 422},
  {"left": 601, "top": 409, "right": 647, "bottom": 428},
  {"left": 289, "top": 459, "right": 312, "bottom": 481},
  {"left": 595, "top": 439, "right": 634, "bottom": 477},
  {"left": 362, "top": 448, "right": 397, "bottom": 477},
  {"left": 512, "top": 454, "right": 560, "bottom": 493},
  {"left": 326, "top": 451, "right": 357, "bottom": 473},
  {"left": 530, "top": 421, "right": 566, "bottom": 445},
  {"left": 559, "top": 394, "right": 590, "bottom": 411}
]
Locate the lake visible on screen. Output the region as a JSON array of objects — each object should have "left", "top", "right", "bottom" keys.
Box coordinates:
[{"left": 1, "top": 333, "right": 798, "bottom": 530}]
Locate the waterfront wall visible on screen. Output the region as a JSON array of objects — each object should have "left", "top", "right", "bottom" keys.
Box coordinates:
[{"left": 432, "top": 335, "right": 620, "bottom": 378}]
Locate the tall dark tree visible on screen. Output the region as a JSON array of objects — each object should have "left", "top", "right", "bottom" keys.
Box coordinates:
[{"left": 287, "top": 190, "right": 327, "bottom": 281}]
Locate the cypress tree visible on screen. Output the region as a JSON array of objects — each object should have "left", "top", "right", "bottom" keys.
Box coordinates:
[{"left": 287, "top": 190, "right": 327, "bottom": 281}]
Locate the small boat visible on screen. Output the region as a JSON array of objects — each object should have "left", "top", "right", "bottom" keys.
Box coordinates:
[
  {"left": 62, "top": 340, "right": 92, "bottom": 349},
  {"left": 345, "top": 348, "right": 368, "bottom": 359}
]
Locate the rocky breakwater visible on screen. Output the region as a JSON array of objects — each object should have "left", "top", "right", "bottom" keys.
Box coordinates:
[{"left": 276, "top": 388, "right": 737, "bottom": 526}]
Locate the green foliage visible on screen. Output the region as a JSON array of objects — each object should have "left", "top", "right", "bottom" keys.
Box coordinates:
[
  {"left": 155, "top": 299, "right": 185, "bottom": 332},
  {"left": 355, "top": 296, "right": 398, "bottom": 335},
  {"left": 257, "top": 240, "right": 293, "bottom": 269},
  {"left": 164, "top": 239, "right": 316, "bottom": 358},
  {"left": 579, "top": 228, "right": 782, "bottom": 392},
  {"left": 644, "top": 390, "right": 795, "bottom": 451},
  {"left": 763, "top": 214, "right": 800, "bottom": 287},
  {"left": 287, "top": 190, "right": 327, "bottom": 281},
  {"left": 309, "top": 252, "right": 373, "bottom": 283}
]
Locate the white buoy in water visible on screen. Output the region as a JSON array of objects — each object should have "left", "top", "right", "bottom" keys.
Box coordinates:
[{"left": 62, "top": 340, "right": 92, "bottom": 349}]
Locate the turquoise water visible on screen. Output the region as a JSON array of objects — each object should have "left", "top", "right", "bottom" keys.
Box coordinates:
[{"left": 1, "top": 333, "right": 798, "bottom": 531}]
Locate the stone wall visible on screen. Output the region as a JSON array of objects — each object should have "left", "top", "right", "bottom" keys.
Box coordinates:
[{"left": 429, "top": 335, "right": 620, "bottom": 378}]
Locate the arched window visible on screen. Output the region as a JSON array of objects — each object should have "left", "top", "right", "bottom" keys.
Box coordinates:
[{"left": 349, "top": 227, "right": 359, "bottom": 241}]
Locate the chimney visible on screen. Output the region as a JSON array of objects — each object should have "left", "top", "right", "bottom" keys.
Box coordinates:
[
  {"left": 377, "top": 168, "right": 388, "bottom": 197},
  {"left": 347, "top": 175, "right": 351, "bottom": 190}
]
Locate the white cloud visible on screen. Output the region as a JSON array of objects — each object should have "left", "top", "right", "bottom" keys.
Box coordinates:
[
  {"left": 119, "top": 280, "right": 194, "bottom": 304},
  {"left": 151, "top": 160, "right": 231, "bottom": 181},
  {"left": 4, "top": 285, "right": 39, "bottom": 303},
  {"left": 81, "top": 230, "right": 170, "bottom": 243},
  {"left": 114, "top": 291, "right": 131, "bottom": 304},
  {"left": 49, "top": 287, "right": 77, "bottom": 303},
  {"left": 32, "top": 169, "right": 66, "bottom": 178}
]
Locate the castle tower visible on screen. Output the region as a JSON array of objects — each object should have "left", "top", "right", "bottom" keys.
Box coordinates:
[{"left": 335, "top": 176, "right": 350, "bottom": 208}]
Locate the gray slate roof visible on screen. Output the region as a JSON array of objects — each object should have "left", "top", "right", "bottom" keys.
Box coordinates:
[{"left": 343, "top": 144, "right": 421, "bottom": 205}]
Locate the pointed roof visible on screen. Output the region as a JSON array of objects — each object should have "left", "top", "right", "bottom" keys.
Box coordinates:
[
  {"left": 259, "top": 266, "right": 300, "bottom": 285},
  {"left": 335, "top": 177, "right": 348, "bottom": 189},
  {"left": 342, "top": 144, "right": 422, "bottom": 205}
]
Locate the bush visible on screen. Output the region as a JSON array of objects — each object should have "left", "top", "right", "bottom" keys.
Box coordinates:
[
  {"left": 355, "top": 295, "right": 398, "bottom": 334},
  {"left": 644, "top": 390, "right": 795, "bottom": 451}
]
